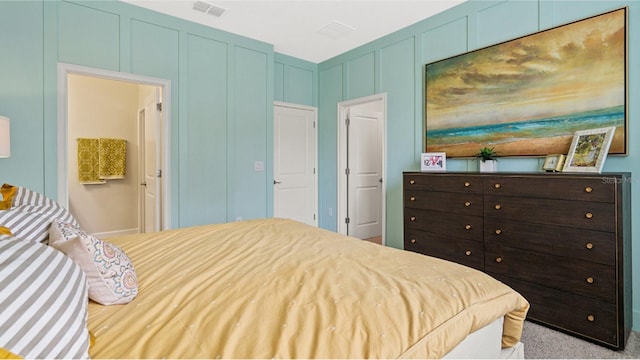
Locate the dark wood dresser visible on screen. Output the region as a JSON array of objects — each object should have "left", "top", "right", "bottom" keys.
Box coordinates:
[{"left": 403, "top": 172, "right": 632, "bottom": 350}]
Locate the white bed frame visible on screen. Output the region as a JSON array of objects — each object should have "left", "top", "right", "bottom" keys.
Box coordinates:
[{"left": 443, "top": 317, "right": 525, "bottom": 359}]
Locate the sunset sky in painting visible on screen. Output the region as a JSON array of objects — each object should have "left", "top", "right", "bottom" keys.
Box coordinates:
[{"left": 425, "top": 9, "right": 625, "bottom": 130}]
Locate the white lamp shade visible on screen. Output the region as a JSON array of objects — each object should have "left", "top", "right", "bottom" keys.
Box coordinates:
[{"left": 0, "top": 116, "right": 10, "bottom": 158}]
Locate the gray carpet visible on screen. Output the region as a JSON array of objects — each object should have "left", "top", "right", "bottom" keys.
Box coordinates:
[{"left": 522, "top": 321, "right": 640, "bottom": 359}]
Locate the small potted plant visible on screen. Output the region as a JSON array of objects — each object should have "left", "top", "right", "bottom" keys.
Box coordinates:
[{"left": 477, "top": 146, "right": 498, "bottom": 172}]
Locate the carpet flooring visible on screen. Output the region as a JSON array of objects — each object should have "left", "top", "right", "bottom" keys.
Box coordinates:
[{"left": 521, "top": 321, "right": 640, "bottom": 359}]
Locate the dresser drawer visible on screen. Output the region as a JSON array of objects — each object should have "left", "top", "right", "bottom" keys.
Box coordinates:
[
  {"left": 405, "top": 208, "right": 483, "bottom": 241},
  {"left": 484, "top": 176, "right": 615, "bottom": 202},
  {"left": 491, "top": 274, "right": 619, "bottom": 348},
  {"left": 484, "top": 195, "right": 615, "bottom": 232},
  {"left": 484, "top": 218, "right": 616, "bottom": 265},
  {"left": 404, "top": 190, "right": 483, "bottom": 216},
  {"left": 405, "top": 229, "right": 484, "bottom": 270},
  {"left": 485, "top": 245, "right": 615, "bottom": 303},
  {"left": 404, "top": 174, "right": 482, "bottom": 194}
]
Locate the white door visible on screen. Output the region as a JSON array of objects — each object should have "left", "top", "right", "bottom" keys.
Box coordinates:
[
  {"left": 139, "top": 91, "right": 162, "bottom": 232},
  {"left": 273, "top": 103, "right": 317, "bottom": 226},
  {"left": 347, "top": 108, "right": 383, "bottom": 239}
]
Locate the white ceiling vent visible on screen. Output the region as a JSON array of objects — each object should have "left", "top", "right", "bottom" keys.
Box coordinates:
[
  {"left": 317, "top": 20, "right": 355, "bottom": 40},
  {"left": 193, "top": 1, "right": 226, "bottom": 17}
]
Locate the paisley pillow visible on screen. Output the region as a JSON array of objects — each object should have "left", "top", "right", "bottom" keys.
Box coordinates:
[{"left": 49, "top": 220, "right": 138, "bottom": 305}]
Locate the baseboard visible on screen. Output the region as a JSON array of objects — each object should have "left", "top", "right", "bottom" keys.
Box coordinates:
[{"left": 93, "top": 228, "right": 138, "bottom": 239}]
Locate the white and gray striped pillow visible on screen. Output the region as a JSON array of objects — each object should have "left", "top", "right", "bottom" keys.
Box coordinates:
[
  {"left": 0, "top": 237, "right": 90, "bottom": 359},
  {"left": 0, "top": 186, "right": 79, "bottom": 244},
  {"left": 11, "top": 185, "right": 51, "bottom": 207}
]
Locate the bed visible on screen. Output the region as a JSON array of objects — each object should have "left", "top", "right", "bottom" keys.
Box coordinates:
[{"left": 0, "top": 184, "right": 529, "bottom": 359}]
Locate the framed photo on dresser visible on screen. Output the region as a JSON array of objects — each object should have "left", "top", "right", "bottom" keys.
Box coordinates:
[
  {"left": 421, "top": 152, "right": 446, "bottom": 171},
  {"left": 563, "top": 127, "right": 615, "bottom": 173},
  {"left": 542, "top": 154, "right": 565, "bottom": 172}
]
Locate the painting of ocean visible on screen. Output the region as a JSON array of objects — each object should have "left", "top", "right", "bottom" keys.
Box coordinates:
[
  {"left": 427, "top": 105, "right": 624, "bottom": 149},
  {"left": 424, "top": 8, "right": 626, "bottom": 157}
]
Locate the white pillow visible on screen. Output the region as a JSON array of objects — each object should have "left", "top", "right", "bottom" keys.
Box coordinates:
[
  {"left": 49, "top": 220, "right": 138, "bottom": 305},
  {"left": 0, "top": 236, "right": 90, "bottom": 359}
]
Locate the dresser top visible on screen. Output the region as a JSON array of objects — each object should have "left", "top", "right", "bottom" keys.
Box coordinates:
[{"left": 403, "top": 171, "right": 631, "bottom": 177}]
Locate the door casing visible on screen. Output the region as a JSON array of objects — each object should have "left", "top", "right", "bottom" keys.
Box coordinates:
[
  {"left": 57, "top": 62, "right": 172, "bottom": 231},
  {"left": 139, "top": 91, "right": 163, "bottom": 233},
  {"left": 337, "top": 93, "right": 387, "bottom": 244}
]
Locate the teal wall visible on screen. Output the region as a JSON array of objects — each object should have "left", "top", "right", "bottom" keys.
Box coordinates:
[
  {"left": 0, "top": 0, "right": 289, "bottom": 227},
  {"left": 0, "top": 0, "right": 638, "bottom": 331},
  {"left": 274, "top": 53, "right": 317, "bottom": 107},
  {"left": 317, "top": 0, "right": 639, "bottom": 330}
]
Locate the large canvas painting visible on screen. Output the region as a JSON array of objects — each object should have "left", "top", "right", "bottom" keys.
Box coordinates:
[{"left": 425, "top": 8, "right": 627, "bottom": 157}]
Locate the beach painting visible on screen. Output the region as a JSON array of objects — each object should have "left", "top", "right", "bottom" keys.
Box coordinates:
[{"left": 425, "top": 8, "right": 627, "bottom": 157}]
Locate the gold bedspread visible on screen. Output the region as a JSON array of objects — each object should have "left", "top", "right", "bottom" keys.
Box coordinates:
[{"left": 88, "top": 218, "right": 528, "bottom": 359}]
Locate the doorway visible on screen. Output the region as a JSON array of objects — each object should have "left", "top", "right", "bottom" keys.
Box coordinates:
[
  {"left": 337, "top": 94, "right": 387, "bottom": 245},
  {"left": 273, "top": 102, "right": 318, "bottom": 226},
  {"left": 57, "top": 63, "right": 171, "bottom": 236}
]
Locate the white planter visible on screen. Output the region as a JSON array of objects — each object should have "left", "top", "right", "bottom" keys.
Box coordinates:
[{"left": 479, "top": 159, "right": 497, "bottom": 172}]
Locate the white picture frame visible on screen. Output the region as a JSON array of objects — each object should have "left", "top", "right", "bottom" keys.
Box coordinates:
[
  {"left": 421, "top": 152, "right": 446, "bottom": 172},
  {"left": 563, "top": 127, "right": 615, "bottom": 173}
]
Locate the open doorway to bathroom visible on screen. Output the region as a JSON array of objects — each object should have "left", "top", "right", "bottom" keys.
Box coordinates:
[{"left": 57, "top": 63, "right": 171, "bottom": 238}]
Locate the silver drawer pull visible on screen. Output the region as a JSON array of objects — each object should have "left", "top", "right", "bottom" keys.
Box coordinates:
[
  {"left": 585, "top": 212, "right": 593, "bottom": 219},
  {"left": 586, "top": 242, "right": 594, "bottom": 250},
  {"left": 465, "top": 250, "right": 472, "bottom": 256},
  {"left": 464, "top": 224, "right": 472, "bottom": 230},
  {"left": 464, "top": 201, "right": 471, "bottom": 207}
]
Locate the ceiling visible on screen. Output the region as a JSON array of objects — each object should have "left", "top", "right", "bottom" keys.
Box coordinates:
[{"left": 120, "top": 0, "right": 466, "bottom": 63}]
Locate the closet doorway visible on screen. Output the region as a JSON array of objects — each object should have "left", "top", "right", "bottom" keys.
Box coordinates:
[
  {"left": 57, "top": 63, "right": 171, "bottom": 238},
  {"left": 337, "top": 93, "right": 387, "bottom": 245}
]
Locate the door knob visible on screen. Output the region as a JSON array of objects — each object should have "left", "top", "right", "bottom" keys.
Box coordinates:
[{"left": 273, "top": 180, "right": 282, "bottom": 184}]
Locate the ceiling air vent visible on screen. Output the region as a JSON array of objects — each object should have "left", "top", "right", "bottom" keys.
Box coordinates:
[
  {"left": 317, "top": 20, "right": 355, "bottom": 40},
  {"left": 193, "top": 1, "right": 226, "bottom": 17}
]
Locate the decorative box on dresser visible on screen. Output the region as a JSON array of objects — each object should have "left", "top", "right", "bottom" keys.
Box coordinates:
[{"left": 403, "top": 172, "right": 632, "bottom": 350}]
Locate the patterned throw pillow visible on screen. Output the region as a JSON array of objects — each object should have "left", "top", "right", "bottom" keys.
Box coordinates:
[
  {"left": 48, "top": 220, "right": 138, "bottom": 305},
  {"left": 0, "top": 185, "right": 79, "bottom": 244},
  {"left": 10, "top": 185, "right": 55, "bottom": 207},
  {"left": 0, "top": 237, "right": 90, "bottom": 359}
]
